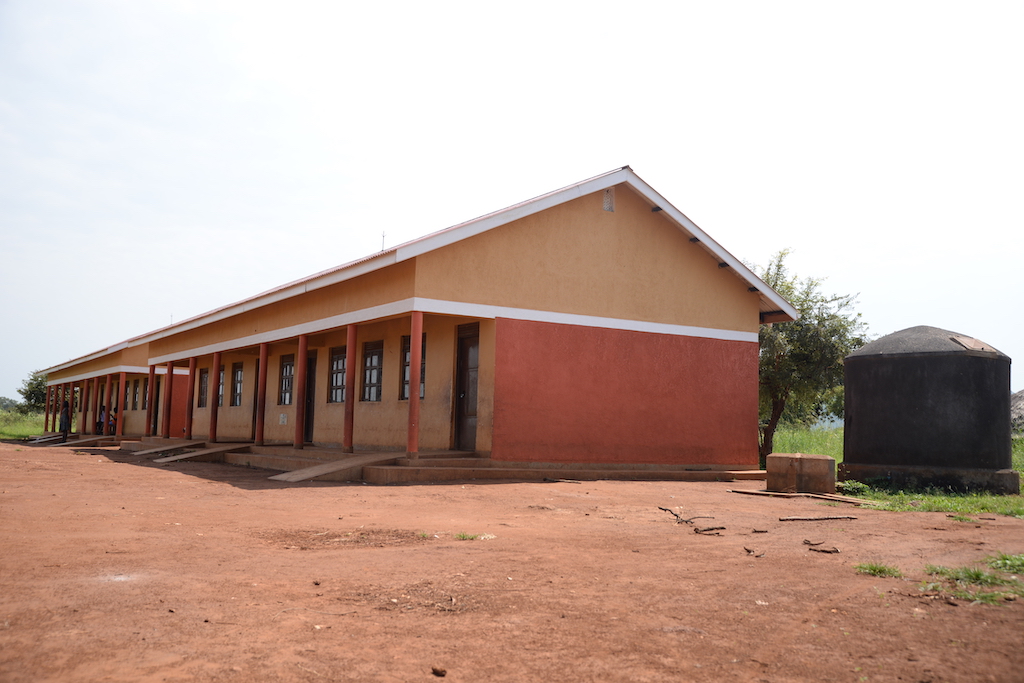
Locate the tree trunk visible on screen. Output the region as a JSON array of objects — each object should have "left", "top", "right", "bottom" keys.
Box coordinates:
[{"left": 758, "top": 397, "right": 787, "bottom": 467}]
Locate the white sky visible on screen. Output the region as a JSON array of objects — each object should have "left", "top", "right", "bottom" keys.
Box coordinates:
[{"left": 1, "top": 0, "right": 1021, "bottom": 401}]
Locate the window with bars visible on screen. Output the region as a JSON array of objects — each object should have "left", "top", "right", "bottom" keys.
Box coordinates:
[
  {"left": 197, "top": 369, "right": 209, "bottom": 408},
  {"left": 279, "top": 355, "right": 295, "bottom": 405},
  {"left": 329, "top": 347, "right": 346, "bottom": 403},
  {"left": 230, "top": 363, "right": 243, "bottom": 407},
  {"left": 400, "top": 335, "right": 426, "bottom": 400},
  {"left": 143, "top": 378, "right": 149, "bottom": 410},
  {"left": 361, "top": 341, "right": 383, "bottom": 402},
  {"left": 217, "top": 366, "right": 225, "bottom": 408},
  {"left": 132, "top": 379, "right": 140, "bottom": 411}
]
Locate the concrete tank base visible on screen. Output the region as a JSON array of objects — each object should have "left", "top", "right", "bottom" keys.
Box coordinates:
[
  {"left": 839, "top": 463, "right": 1020, "bottom": 495},
  {"left": 767, "top": 453, "right": 836, "bottom": 494}
]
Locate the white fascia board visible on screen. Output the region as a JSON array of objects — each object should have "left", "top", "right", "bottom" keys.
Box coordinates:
[
  {"left": 42, "top": 341, "right": 132, "bottom": 375},
  {"left": 130, "top": 251, "right": 399, "bottom": 348},
  {"left": 394, "top": 168, "right": 634, "bottom": 262},
  {"left": 621, "top": 171, "right": 800, "bottom": 322},
  {"left": 147, "top": 299, "right": 417, "bottom": 366},
  {"left": 46, "top": 365, "right": 187, "bottom": 386},
  {"left": 414, "top": 298, "right": 758, "bottom": 343},
  {"left": 148, "top": 296, "right": 757, "bottom": 364}
]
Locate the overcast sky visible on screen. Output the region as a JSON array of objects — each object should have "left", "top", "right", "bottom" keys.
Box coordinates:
[{"left": 1, "top": 0, "right": 1021, "bottom": 403}]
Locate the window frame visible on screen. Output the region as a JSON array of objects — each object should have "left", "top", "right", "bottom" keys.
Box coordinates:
[
  {"left": 197, "top": 368, "right": 209, "bottom": 409},
  {"left": 399, "top": 335, "right": 426, "bottom": 400},
  {"left": 328, "top": 346, "right": 347, "bottom": 403},
  {"left": 279, "top": 354, "right": 295, "bottom": 405},
  {"left": 217, "top": 365, "right": 225, "bottom": 408},
  {"left": 230, "top": 362, "right": 244, "bottom": 407},
  {"left": 361, "top": 341, "right": 384, "bottom": 402}
]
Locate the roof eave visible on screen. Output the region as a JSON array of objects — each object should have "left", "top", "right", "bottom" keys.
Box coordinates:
[{"left": 45, "top": 166, "right": 798, "bottom": 369}]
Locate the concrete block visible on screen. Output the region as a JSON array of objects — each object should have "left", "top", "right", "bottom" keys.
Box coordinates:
[{"left": 766, "top": 453, "right": 836, "bottom": 494}]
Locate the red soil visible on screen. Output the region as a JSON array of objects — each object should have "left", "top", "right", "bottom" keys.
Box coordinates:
[{"left": 1, "top": 441, "right": 1022, "bottom": 682}]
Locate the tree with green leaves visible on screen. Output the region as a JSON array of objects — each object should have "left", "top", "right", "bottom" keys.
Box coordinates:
[
  {"left": 17, "top": 370, "right": 48, "bottom": 414},
  {"left": 754, "top": 250, "right": 869, "bottom": 463}
]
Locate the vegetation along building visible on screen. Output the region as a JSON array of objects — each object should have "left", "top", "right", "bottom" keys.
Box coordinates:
[{"left": 41, "top": 167, "right": 798, "bottom": 476}]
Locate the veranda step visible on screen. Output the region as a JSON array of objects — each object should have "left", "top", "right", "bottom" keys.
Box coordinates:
[
  {"left": 268, "top": 453, "right": 402, "bottom": 482},
  {"left": 363, "top": 465, "right": 767, "bottom": 485},
  {"left": 390, "top": 457, "right": 754, "bottom": 471}
]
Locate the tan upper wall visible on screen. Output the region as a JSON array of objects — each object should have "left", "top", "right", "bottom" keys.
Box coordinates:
[
  {"left": 47, "top": 344, "right": 152, "bottom": 384},
  {"left": 148, "top": 260, "right": 417, "bottom": 360},
  {"left": 413, "top": 185, "right": 760, "bottom": 333}
]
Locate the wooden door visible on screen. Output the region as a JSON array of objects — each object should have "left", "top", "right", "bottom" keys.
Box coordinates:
[
  {"left": 304, "top": 353, "right": 317, "bottom": 444},
  {"left": 455, "top": 324, "right": 479, "bottom": 451}
]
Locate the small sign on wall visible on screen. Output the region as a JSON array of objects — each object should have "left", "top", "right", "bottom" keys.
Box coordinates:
[{"left": 279, "top": 413, "right": 287, "bottom": 425}]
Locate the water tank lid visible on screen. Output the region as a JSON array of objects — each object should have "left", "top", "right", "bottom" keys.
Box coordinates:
[{"left": 846, "top": 325, "right": 1007, "bottom": 360}]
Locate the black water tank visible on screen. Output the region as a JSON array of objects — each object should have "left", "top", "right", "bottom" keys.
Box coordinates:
[{"left": 844, "top": 325, "right": 1011, "bottom": 470}]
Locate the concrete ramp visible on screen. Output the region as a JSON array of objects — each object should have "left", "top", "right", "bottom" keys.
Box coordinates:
[
  {"left": 154, "top": 444, "right": 250, "bottom": 463},
  {"left": 30, "top": 434, "right": 109, "bottom": 447},
  {"left": 134, "top": 440, "right": 207, "bottom": 457},
  {"left": 268, "top": 453, "right": 400, "bottom": 483},
  {"left": 28, "top": 433, "right": 65, "bottom": 445},
  {"left": 44, "top": 435, "right": 118, "bottom": 448}
]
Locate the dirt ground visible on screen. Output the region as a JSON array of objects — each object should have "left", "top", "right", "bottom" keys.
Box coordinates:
[{"left": 1, "top": 442, "right": 1022, "bottom": 683}]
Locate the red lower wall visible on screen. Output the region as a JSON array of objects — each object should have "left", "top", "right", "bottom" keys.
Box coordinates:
[{"left": 491, "top": 318, "right": 759, "bottom": 466}]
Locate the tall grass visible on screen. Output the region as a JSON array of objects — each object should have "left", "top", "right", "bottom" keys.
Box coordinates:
[
  {"left": 773, "top": 426, "right": 1024, "bottom": 472},
  {"left": 0, "top": 410, "right": 45, "bottom": 440},
  {"left": 772, "top": 425, "right": 845, "bottom": 462},
  {"left": 775, "top": 425, "right": 1024, "bottom": 518}
]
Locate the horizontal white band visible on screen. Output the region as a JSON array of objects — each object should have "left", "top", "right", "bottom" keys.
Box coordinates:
[
  {"left": 47, "top": 365, "right": 189, "bottom": 386},
  {"left": 147, "top": 297, "right": 756, "bottom": 365}
]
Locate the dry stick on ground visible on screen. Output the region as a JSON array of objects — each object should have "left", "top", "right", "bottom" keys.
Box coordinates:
[
  {"left": 779, "top": 516, "right": 857, "bottom": 522},
  {"left": 274, "top": 607, "right": 357, "bottom": 617},
  {"left": 727, "top": 489, "right": 872, "bottom": 506},
  {"left": 694, "top": 526, "right": 726, "bottom": 535},
  {"left": 658, "top": 507, "right": 715, "bottom": 525}
]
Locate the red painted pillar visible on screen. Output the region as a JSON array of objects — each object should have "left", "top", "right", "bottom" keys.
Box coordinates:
[
  {"left": 44, "top": 385, "right": 53, "bottom": 432},
  {"left": 407, "top": 311, "right": 423, "bottom": 458},
  {"left": 64, "top": 383, "right": 72, "bottom": 435},
  {"left": 161, "top": 362, "right": 174, "bottom": 438},
  {"left": 67, "top": 383, "right": 74, "bottom": 433},
  {"left": 73, "top": 382, "right": 81, "bottom": 436},
  {"left": 184, "top": 358, "right": 197, "bottom": 440},
  {"left": 343, "top": 324, "right": 357, "bottom": 453},
  {"left": 56, "top": 385, "right": 65, "bottom": 433},
  {"left": 104, "top": 374, "right": 114, "bottom": 435},
  {"left": 145, "top": 365, "right": 156, "bottom": 437},
  {"left": 91, "top": 376, "right": 101, "bottom": 435},
  {"left": 209, "top": 352, "right": 221, "bottom": 443},
  {"left": 55, "top": 385, "right": 64, "bottom": 433},
  {"left": 293, "top": 335, "right": 308, "bottom": 449},
  {"left": 77, "top": 381, "right": 88, "bottom": 434},
  {"left": 255, "top": 344, "right": 268, "bottom": 445},
  {"left": 116, "top": 372, "right": 127, "bottom": 437}
]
